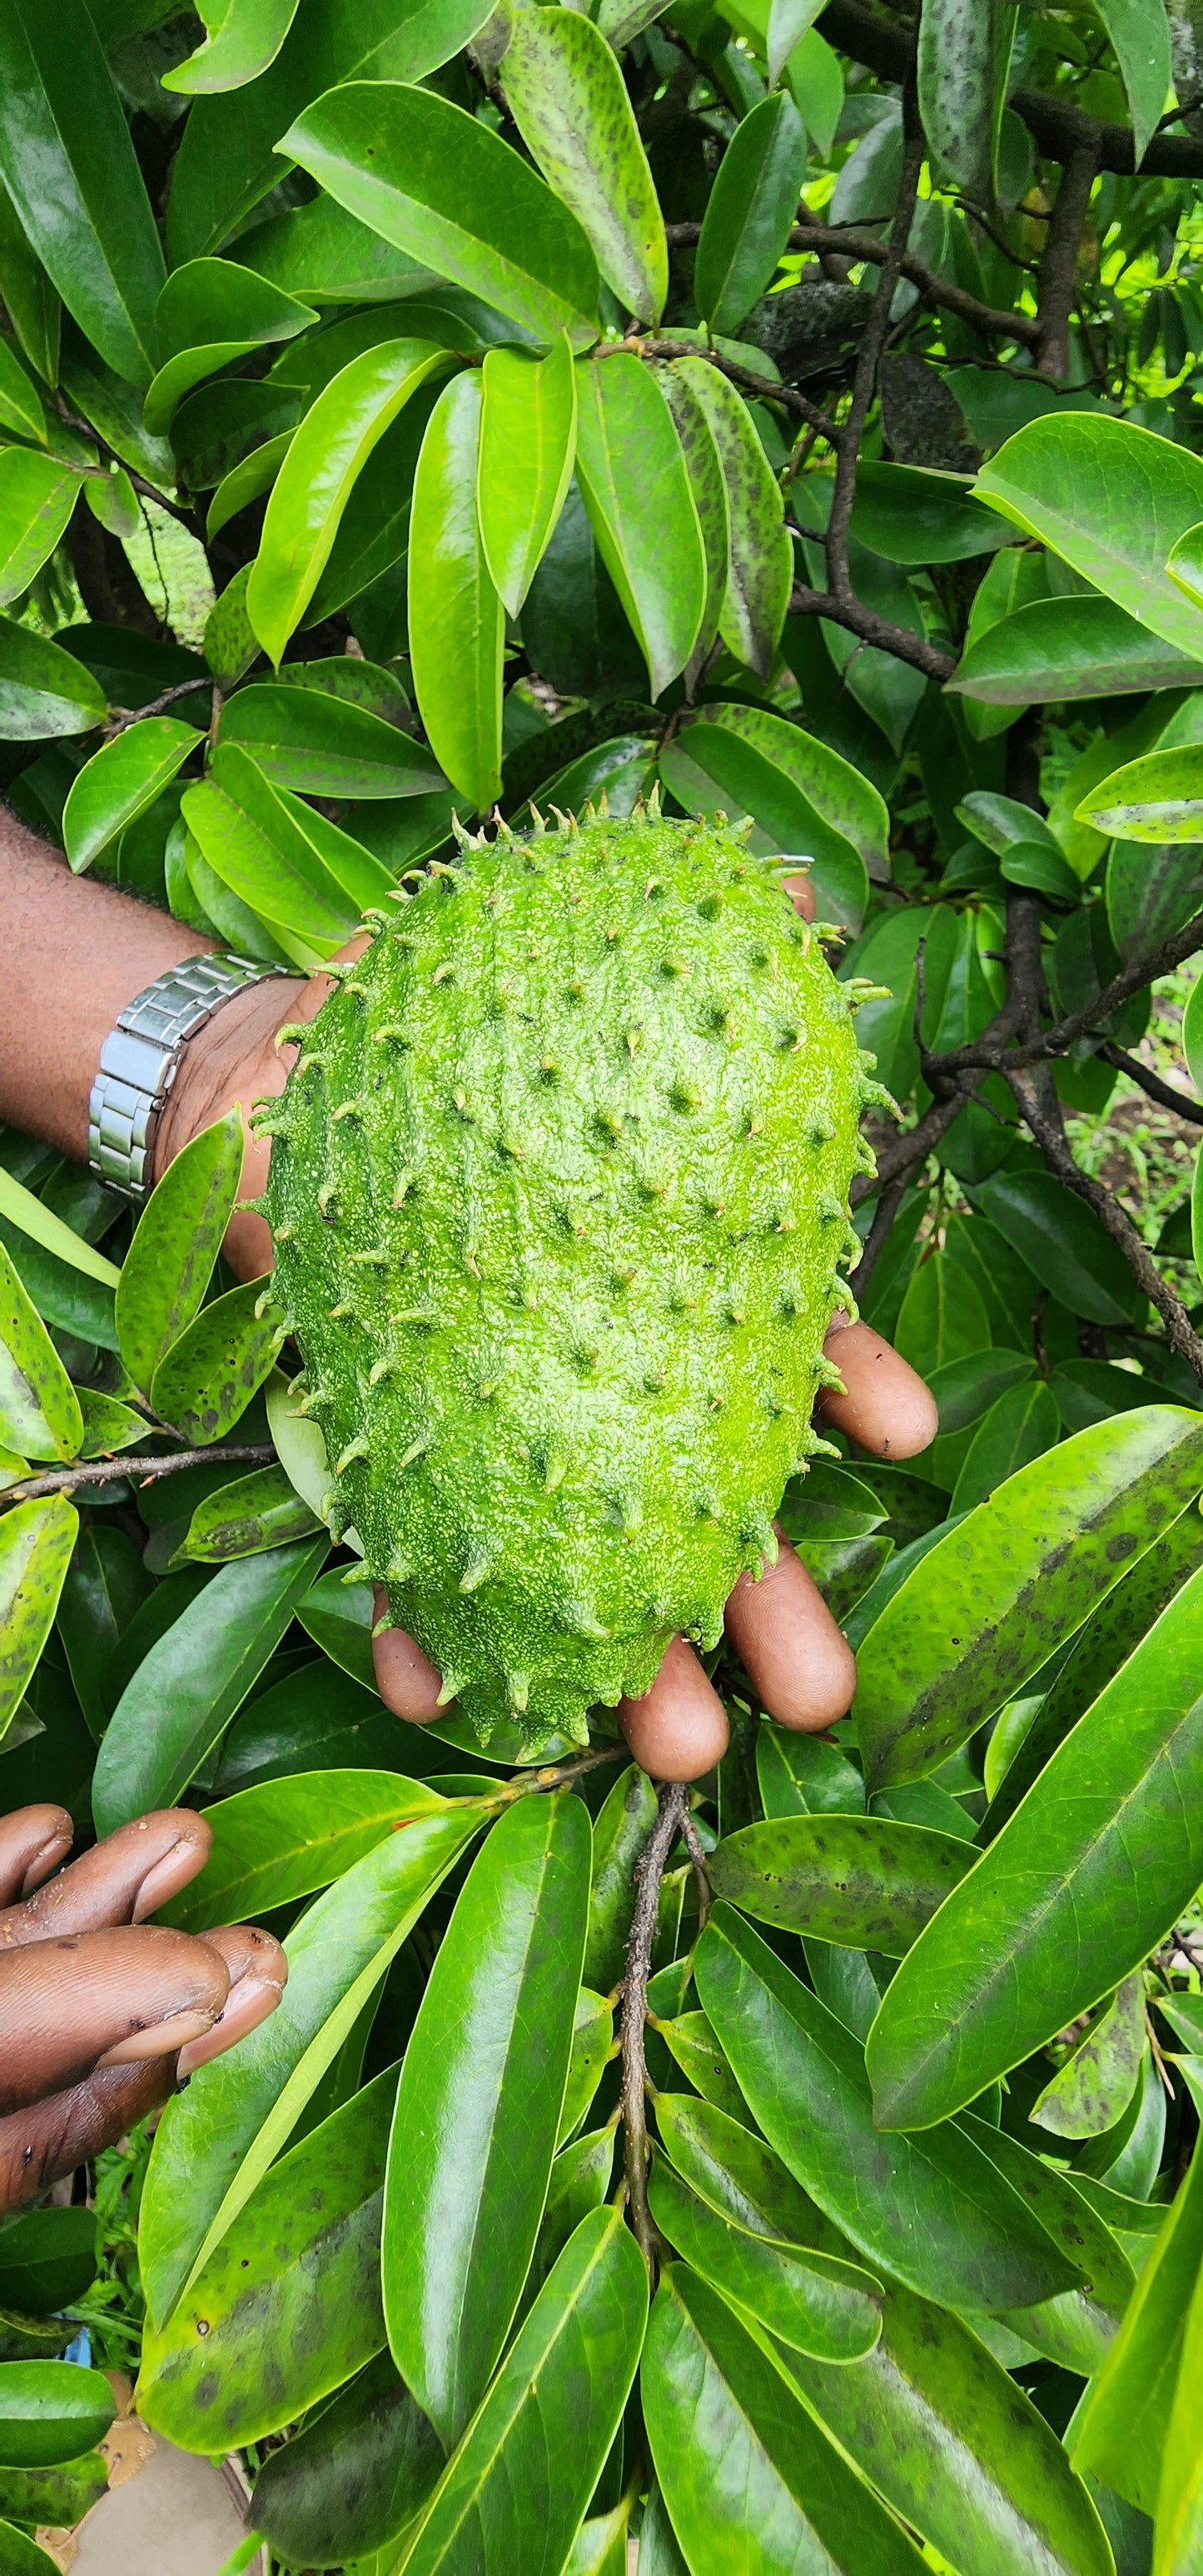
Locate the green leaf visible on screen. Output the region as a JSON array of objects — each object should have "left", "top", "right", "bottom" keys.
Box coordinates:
[
  {"left": 0, "top": 1498, "right": 77, "bottom": 1753},
  {"left": 850, "top": 462, "right": 1011, "bottom": 567},
  {"left": 974, "top": 418, "right": 1203, "bottom": 662},
  {"left": 867, "top": 1563, "right": 1203, "bottom": 2130},
  {"left": 649, "top": 2157, "right": 882, "bottom": 2363},
  {"left": 399, "top": 2207, "right": 647, "bottom": 2576},
  {"left": 251, "top": 2350, "right": 442, "bottom": 2569},
  {"left": 559, "top": 1987, "right": 614, "bottom": 2144},
  {"left": 219, "top": 682, "right": 442, "bottom": 798},
  {"left": 574, "top": 355, "right": 706, "bottom": 701},
  {"left": 91, "top": 1534, "right": 329, "bottom": 1833},
  {"left": 697, "top": 1905, "right": 1080, "bottom": 2312},
  {"left": 1093, "top": 0, "right": 1172, "bottom": 166},
  {"left": 0, "top": 1242, "right": 82, "bottom": 1462},
  {"left": 963, "top": 2115, "right": 1136, "bottom": 2374},
  {"left": 0, "top": 453, "right": 81, "bottom": 609},
  {"left": 0, "top": 2363, "right": 113, "bottom": 2469},
  {"left": 0, "top": 619, "right": 107, "bottom": 739},
  {"left": 1072, "top": 2085, "right": 1203, "bottom": 2514},
  {"left": 0, "top": 0, "right": 164, "bottom": 384},
  {"left": 62, "top": 719, "right": 198, "bottom": 874},
  {"left": 181, "top": 747, "right": 369, "bottom": 958},
  {"left": 57, "top": 1521, "right": 151, "bottom": 1740},
  {"left": 145, "top": 258, "right": 316, "bottom": 435},
  {"left": 1156, "top": 2149, "right": 1203, "bottom": 2574},
  {"left": 854, "top": 1407, "right": 1203, "bottom": 1791},
  {"left": 564, "top": 2501, "right": 632, "bottom": 2576},
  {"left": 655, "top": 2009, "right": 748, "bottom": 2121},
  {"left": 385, "top": 1792, "right": 591, "bottom": 2444},
  {"left": 138, "top": 2069, "right": 395, "bottom": 2450},
  {"left": 282, "top": 82, "right": 600, "bottom": 351},
  {"left": 477, "top": 336, "right": 577, "bottom": 619},
  {"left": 703, "top": 699, "right": 890, "bottom": 879},
  {"left": 949, "top": 1377, "right": 1061, "bottom": 1514},
  {"left": 783, "top": 2271, "right": 1114, "bottom": 2576},
  {"left": 972, "top": 1171, "right": 1144, "bottom": 1327},
  {"left": 139, "top": 1799, "right": 486, "bottom": 2326},
  {"left": 892, "top": 1251, "right": 990, "bottom": 1377},
  {"left": 162, "top": 1769, "right": 450, "bottom": 1933},
  {"left": 0, "top": 1168, "right": 118, "bottom": 1295},
  {"left": 660, "top": 723, "right": 867, "bottom": 933},
  {"left": 114, "top": 1108, "right": 244, "bottom": 1398},
  {"left": 709, "top": 1813, "right": 975, "bottom": 1955},
  {"left": 500, "top": 3, "right": 667, "bottom": 326},
  {"left": 0, "top": 2210, "right": 97, "bottom": 2317},
  {"left": 0, "top": 2528, "right": 62, "bottom": 2574},
  {"left": 408, "top": 367, "right": 504, "bottom": 809},
  {"left": 206, "top": 435, "right": 293, "bottom": 551},
  {"left": 756, "top": 1720, "right": 866, "bottom": 1818},
  {"left": 0, "top": 191, "right": 58, "bottom": 391},
  {"left": 669, "top": 363, "right": 792, "bottom": 681},
  {"left": 694, "top": 92, "right": 808, "bottom": 337},
  {"left": 950, "top": 594, "right": 1203, "bottom": 704},
  {"left": 644, "top": 2264, "right": 928, "bottom": 2576},
  {"left": 917, "top": 0, "right": 1016, "bottom": 201},
  {"left": 1076, "top": 741, "right": 1203, "bottom": 842},
  {"left": 1031, "top": 1975, "right": 1146, "bottom": 2141},
  {"left": 179, "top": 1462, "right": 321, "bottom": 1563},
  {"left": 658, "top": 363, "right": 729, "bottom": 688},
  {"left": 583, "top": 1759, "right": 659, "bottom": 1990},
  {"left": 0, "top": 2456, "right": 107, "bottom": 2534},
  {"left": 247, "top": 338, "right": 454, "bottom": 665},
  {"left": 164, "top": 0, "right": 303, "bottom": 92}
]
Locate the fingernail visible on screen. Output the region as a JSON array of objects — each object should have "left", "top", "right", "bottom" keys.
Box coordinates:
[
  {"left": 20, "top": 1833, "right": 72, "bottom": 1896},
  {"left": 176, "top": 1973, "right": 285, "bottom": 2077},
  {"left": 94, "top": 2005, "right": 217, "bottom": 2068},
  {"left": 131, "top": 1842, "right": 198, "bottom": 1922}
]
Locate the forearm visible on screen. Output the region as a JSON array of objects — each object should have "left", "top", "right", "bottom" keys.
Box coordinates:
[{"left": 0, "top": 810, "right": 211, "bottom": 1161}]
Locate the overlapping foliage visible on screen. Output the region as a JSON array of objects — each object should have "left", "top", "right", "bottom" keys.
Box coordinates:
[{"left": 3, "top": 0, "right": 1203, "bottom": 2569}]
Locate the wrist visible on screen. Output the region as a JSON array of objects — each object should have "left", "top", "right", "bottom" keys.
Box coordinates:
[{"left": 152, "top": 976, "right": 308, "bottom": 1281}]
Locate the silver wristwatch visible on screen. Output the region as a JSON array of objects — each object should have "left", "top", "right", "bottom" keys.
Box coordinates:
[{"left": 87, "top": 952, "right": 291, "bottom": 1202}]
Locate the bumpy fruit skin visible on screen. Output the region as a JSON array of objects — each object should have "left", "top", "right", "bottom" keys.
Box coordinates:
[{"left": 257, "top": 810, "right": 882, "bottom": 1747}]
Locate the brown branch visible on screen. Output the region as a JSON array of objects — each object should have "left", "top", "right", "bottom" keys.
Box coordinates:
[
  {"left": 679, "top": 1808, "right": 713, "bottom": 1934},
  {"left": 509, "top": 1745, "right": 628, "bottom": 1795},
  {"left": 1007, "top": 1066, "right": 1203, "bottom": 1385},
  {"left": 1036, "top": 143, "right": 1097, "bottom": 378},
  {"left": 828, "top": 106, "right": 924, "bottom": 605},
  {"left": 931, "top": 908, "right": 1203, "bottom": 1077},
  {"left": 1098, "top": 1043, "right": 1203, "bottom": 1128},
  {"left": 607, "top": 332, "right": 838, "bottom": 442},
  {"left": 788, "top": 579, "right": 956, "bottom": 681},
  {"left": 1, "top": 1443, "right": 276, "bottom": 1507},
  {"left": 104, "top": 676, "right": 212, "bottom": 739},
  {"left": 621, "top": 1780, "right": 688, "bottom": 2277},
  {"left": 662, "top": 217, "right": 1037, "bottom": 347},
  {"left": 817, "top": 0, "right": 1203, "bottom": 180}
]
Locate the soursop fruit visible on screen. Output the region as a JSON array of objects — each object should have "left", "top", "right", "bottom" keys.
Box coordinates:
[{"left": 256, "top": 804, "right": 886, "bottom": 1747}]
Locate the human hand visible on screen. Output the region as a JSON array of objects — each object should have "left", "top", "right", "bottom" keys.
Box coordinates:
[
  {"left": 0, "top": 1807, "right": 286, "bottom": 2211},
  {"left": 156, "top": 878, "right": 937, "bottom": 1782}
]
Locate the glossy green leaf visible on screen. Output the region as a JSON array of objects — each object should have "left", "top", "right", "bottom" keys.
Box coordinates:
[
  {"left": 917, "top": 0, "right": 1015, "bottom": 201},
  {"left": 1032, "top": 1976, "right": 1146, "bottom": 2141},
  {"left": 704, "top": 699, "right": 890, "bottom": 878},
  {"left": 670, "top": 362, "right": 792, "bottom": 681},
  {"left": 478, "top": 337, "right": 577, "bottom": 618},
  {"left": 559, "top": 1987, "right": 614, "bottom": 2145},
  {"left": 62, "top": 719, "right": 198, "bottom": 874},
  {"left": 500, "top": 4, "right": 666, "bottom": 324},
  {"left": 0, "top": 186, "right": 58, "bottom": 389},
  {"left": 114, "top": 1108, "right": 243, "bottom": 1397},
  {"left": 583, "top": 1761, "right": 659, "bottom": 1992},
  {"left": 1094, "top": 0, "right": 1172, "bottom": 165},
  {"left": 251, "top": 2350, "right": 441, "bottom": 2568},
  {"left": 1156, "top": 2143, "right": 1203, "bottom": 2575},
  {"left": 385, "top": 1791, "right": 590, "bottom": 2444},
  {"left": 1077, "top": 741, "right": 1203, "bottom": 842},
  {"left": 182, "top": 747, "right": 367, "bottom": 959},
  {"left": 962, "top": 2114, "right": 1136, "bottom": 2374},
  {"left": 574, "top": 356, "right": 706, "bottom": 701},
  {"left": 0, "top": 2456, "right": 107, "bottom": 2533},
  {"left": 854, "top": 1407, "right": 1203, "bottom": 1791},
  {"left": 783, "top": 2270, "right": 1113, "bottom": 2576},
  {"left": 972, "top": 1171, "right": 1143, "bottom": 1327},
  {"left": 951, "top": 594, "right": 1203, "bottom": 704},
  {"left": 0, "top": 454, "right": 81, "bottom": 609},
  {"left": 0, "top": 1241, "right": 84, "bottom": 1462},
  {"left": 1072, "top": 2089, "right": 1203, "bottom": 2514},
  {"left": 139, "top": 1798, "right": 486, "bottom": 2326},
  {"left": 219, "top": 682, "right": 440, "bottom": 798},
  {"left": 283, "top": 82, "right": 600, "bottom": 350},
  {"left": 139, "top": 2068, "right": 395, "bottom": 2449},
  {"left": 649, "top": 2157, "right": 882, "bottom": 2362},
  {"left": 399, "top": 2207, "right": 646, "bottom": 2576},
  {"left": 974, "top": 418, "right": 1203, "bottom": 662},
  {"left": 56, "top": 1522, "right": 150, "bottom": 1741},
  {"left": 179, "top": 1462, "right": 321, "bottom": 1563},
  {"left": 163, "top": 1769, "right": 450, "bottom": 1935},
  {"left": 164, "top": 0, "right": 303, "bottom": 92},
  {"left": 564, "top": 2500, "right": 631, "bottom": 2576},
  {"left": 697, "top": 1906, "right": 1080, "bottom": 2312},
  {"left": 92, "top": 1533, "right": 329, "bottom": 1833},
  {"left": 644, "top": 2264, "right": 928, "bottom": 2576},
  {"left": 0, "top": 0, "right": 164, "bottom": 384},
  {"left": 949, "top": 1376, "right": 1061, "bottom": 1515},
  {"left": 247, "top": 338, "right": 453, "bottom": 664},
  {"left": 0, "top": 323, "right": 47, "bottom": 445},
  {"left": 848, "top": 461, "right": 1010, "bottom": 567},
  {"left": 867, "top": 1561, "right": 1203, "bottom": 2130},
  {"left": 0, "top": 2209, "right": 97, "bottom": 2317},
  {"left": 756, "top": 1721, "right": 866, "bottom": 1818},
  {"left": 0, "top": 2528, "right": 61, "bottom": 2575},
  {"left": 655, "top": 2009, "right": 747, "bottom": 2121},
  {"left": 0, "top": 620, "right": 107, "bottom": 740},
  {"left": 145, "top": 259, "right": 316, "bottom": 434},
  {"left": 0, "top": 2363, "right": 113, "bottom": 2469},
  {"left": 694, "top": 92, "right": 808, "bottom": 336},
  {"left": 0, "top": 1497, "right": 77, "bottom": 1752},
  {"left": 660, "top": 722, "right": 867, "bottom": 933},
  {"left": 658, "top": 362, "right": 729, "bottom": 685},
  {"left": 709, "top": 1813, "right": 974, "bottom": 1956},
  {"left": 408, "top": 367, "right": 504, "bottom": 809}
]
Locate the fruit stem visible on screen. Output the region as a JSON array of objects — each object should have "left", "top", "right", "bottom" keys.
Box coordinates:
[{"left": 621, "top": 1779, "right": 690, "bottom": 2279}]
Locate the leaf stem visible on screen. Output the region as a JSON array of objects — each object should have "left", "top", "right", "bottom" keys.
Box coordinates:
[{"left": 621, "top": 1778, "right": 689, "bottom": 2278}]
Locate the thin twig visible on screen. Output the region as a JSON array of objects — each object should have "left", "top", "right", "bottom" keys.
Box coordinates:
[
  {"left": 621, "top": 1780, "right": 689, "bottom": 2277},
  {"left": 929, "top": 908, "right": 1203, "bottom": 1078},
  {"left": 104, "top": 676, "right": 212, "bottom": 739},
  {"left": 679, "top": 1808, "right": 713, "bottom": 1934},
  {"left": 787, "top": 579, "right": 956, "bottom": 682},
  {"left": 827, "top": 106, "right": 924, "bottom": 606},
  {"left": 1036, "top": 143, "right": 1098, "bottom": 378},
  {"left": 509, "top": 1744, "right": 629, "bottom": 1796},
  {"left": 1098, "top": 1043, "right": 1203, "bottom": 1127},
  {"left": 1, "top": 1443, "right": 276, "bottom": 1507},
  {"left": 662, "top": 217, "right": 1041, "bottom": 346}
]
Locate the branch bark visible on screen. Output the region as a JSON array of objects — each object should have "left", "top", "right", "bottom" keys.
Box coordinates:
[
  {"left": 1036, "top": 143, "right": 1097, "bottom": 377},
  {"left": 1, "top": 1442, "right": 277, "bottom": 1507},
  {"left": 661, "top": 221, "right": 1040, "bottom": 348},
  {"left": 621, "top": 1780, "right": 688, "bottom": 2277},
  {"left": 787, "top": 579, "right": 957, "bottom": 681},
  {"left": 827, "top": 104, "right": 924, "bottom": 605},
  {"left": 1098, "top": 1042, "right": 1203, "bottom": 1127},
  {"left": 929, "top": 909, "right": 1203, "bottom": 1078}
]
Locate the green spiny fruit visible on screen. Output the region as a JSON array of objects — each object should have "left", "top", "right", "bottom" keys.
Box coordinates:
[{"left": 256, "top": 805, "right": 886, "bottom": 1748}]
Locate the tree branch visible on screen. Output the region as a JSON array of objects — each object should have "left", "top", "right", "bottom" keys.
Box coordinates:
[
  {"left": 1036, "top": 143, "right": 1097, "bottom": 377},
  {"left": 930, "top": 908, "right": 1203, "bottom": 1077},
  {"left": 1, "top": 1443, "right": 276, "bottom": 1507},
  {"left": 1099, "top": 1043, "right": 1203, "bottom": 1127},
  {"left": 787, "top": 579, "right": 956, "bottom": 680},
  {"left": 662, "top": 218, "right": 1039, "bottom": 348},
  {"left": 828, "top": 104, "right": 924, "bottom": 604},
  {"left": 621, "top": 1780, "right": 688, "bottom": 2278},
  {"left": 104, "top": 676, "right": 213, "bottom": 739}
]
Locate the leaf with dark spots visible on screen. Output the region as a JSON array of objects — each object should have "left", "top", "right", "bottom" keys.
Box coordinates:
[{"left": 709, "top": 1814, "right": 974, "bottom": 1956}]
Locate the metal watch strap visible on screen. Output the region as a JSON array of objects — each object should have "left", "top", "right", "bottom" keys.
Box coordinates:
[{"left": 87, "top": 952, "right": 291, "bottom": 1203}]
